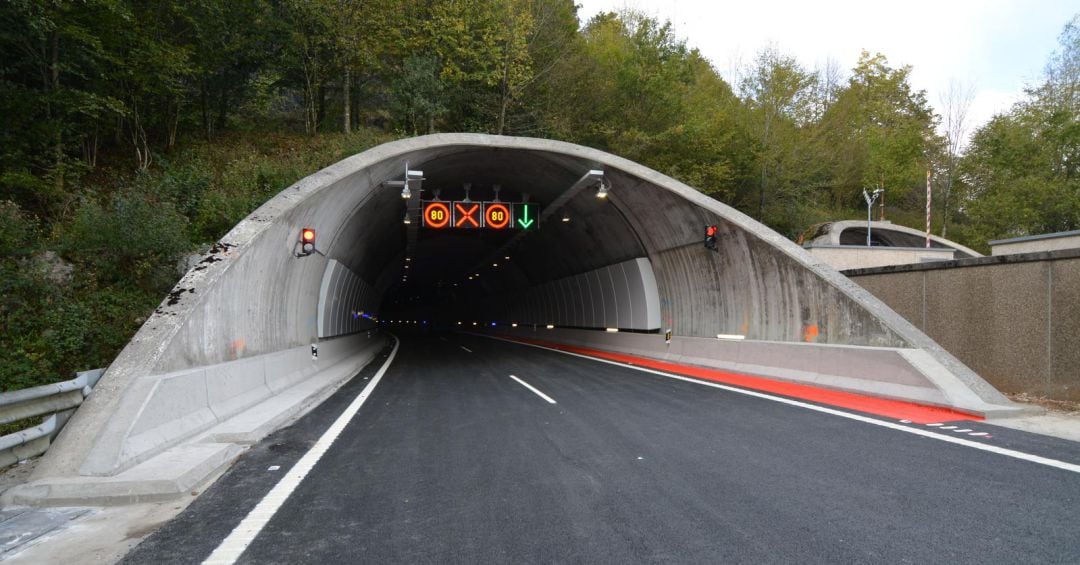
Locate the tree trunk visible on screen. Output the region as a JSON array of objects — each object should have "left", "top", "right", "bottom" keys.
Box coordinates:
[
  {"left": 343, "top": 67, "right": 351, "bottom": 134},
  {"left": 50, "top": 30, "right": 63, "bottom": 191}
]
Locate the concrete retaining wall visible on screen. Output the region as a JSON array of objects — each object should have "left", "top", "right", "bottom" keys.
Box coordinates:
[{"left": 846, "top": 250, "right": 1080, "bottom": 402}]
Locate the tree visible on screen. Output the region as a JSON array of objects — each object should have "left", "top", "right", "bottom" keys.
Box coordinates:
[
  {"left": 937, "top": 79, "right": 975, "bottom": 238},
  {"left": 739, "top": 45, "right": 817, "bottom": 222},
  {"left": 818, "top": 51, "right": 938, "bottom": 211},
  {"left": 960, "top": 15, "right": 1080, "bottom": 244}
]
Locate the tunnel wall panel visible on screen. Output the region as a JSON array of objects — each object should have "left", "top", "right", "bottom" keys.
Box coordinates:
[
  {"left": 318, "top": 259, "right": 379, "bottom": 338},
  {"left": 479, "top": 258, "right": 660, "bottom": 331}
]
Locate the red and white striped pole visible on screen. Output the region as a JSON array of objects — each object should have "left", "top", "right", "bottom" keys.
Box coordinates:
[{"left": 926, "top": 170, "right": 932, "bottom": 248}]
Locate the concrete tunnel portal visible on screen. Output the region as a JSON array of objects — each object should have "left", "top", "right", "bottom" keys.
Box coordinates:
[{"left": 26, "top": 134, "right": 1024, "bottom": 495}]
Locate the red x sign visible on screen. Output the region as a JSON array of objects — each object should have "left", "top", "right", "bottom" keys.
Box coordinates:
[{"left": 454, "top": 202, "right": 481, "bottom": 228}]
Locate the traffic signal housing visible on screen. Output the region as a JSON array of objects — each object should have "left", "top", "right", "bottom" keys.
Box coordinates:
[{"left": 299, "top": 228, "right": 317, "bottom": 257}]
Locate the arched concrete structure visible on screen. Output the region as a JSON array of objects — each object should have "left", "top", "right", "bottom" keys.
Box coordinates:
[
  {"left": 804, "top": 220, "right": 984, "bottom": 259},
  {"left": 29, "top": 135, "right": 1021, "bottom": 494}
]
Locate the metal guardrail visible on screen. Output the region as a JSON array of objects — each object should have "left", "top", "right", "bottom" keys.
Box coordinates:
[{"left": 0, "top": 368, "right": 104, "bottom": 467}]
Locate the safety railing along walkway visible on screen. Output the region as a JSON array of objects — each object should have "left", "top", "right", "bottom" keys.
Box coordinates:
[{"left": 0, "top": 369, "right": 104, "bottom": 467}]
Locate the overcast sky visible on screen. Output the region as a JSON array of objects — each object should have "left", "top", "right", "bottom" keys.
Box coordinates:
[{"left": 575, "top": 0, "right": 1078, "bottom": 142}]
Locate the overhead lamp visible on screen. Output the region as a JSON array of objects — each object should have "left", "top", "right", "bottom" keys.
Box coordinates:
[
  {"left": 596, "top": 178, "right": 610, "bottom": 199},
  {"left": 562, "top": 214, "right": 570, "bottom": 223},
  {"left": 401, "top": 185, "right": 411, "bottom": 199},
  {"left": 403, "top": 212, "right": 411, "bottom": 224}
]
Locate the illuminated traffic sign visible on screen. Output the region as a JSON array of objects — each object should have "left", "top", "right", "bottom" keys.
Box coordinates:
[
  {"left": 485, "top": 202, "right": 511, "bottom": 229},
  {"left": 423, "top": 201, "right": 451, "bottom": 228},
  {"left": 420, "top": 201, "right": 539, "bottom": 230},
  {"left": 514, "top": 202, "right": 539, "bottom": 230},
  {"left": 454, "top": 202, "right": 481, "bottom": 228}
]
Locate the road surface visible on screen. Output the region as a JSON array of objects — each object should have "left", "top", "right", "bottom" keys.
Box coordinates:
[{"left": 121, "top": 331, "right": 1080, "bottom": 564}]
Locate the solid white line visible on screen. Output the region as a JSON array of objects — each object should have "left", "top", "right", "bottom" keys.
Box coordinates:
[
  {"left": 202, "top": 336, "right": 401, "bottom": 565},
  {"left": 460, "top": 346, "right": 473, "bottom": 353},
  {"left": 481, "top": 335, "right": 1080, "bottom": 476},
  {"left": 509, "top": 374, "right": 557, "bottom": 404}
]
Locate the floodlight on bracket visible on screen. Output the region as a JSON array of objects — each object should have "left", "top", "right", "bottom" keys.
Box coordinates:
[
  {"left": 384, "top": 162, "right": 425, "bottom": 199},
  {"left": 596, "top": 176, "right": 610, "bottom": 199}
]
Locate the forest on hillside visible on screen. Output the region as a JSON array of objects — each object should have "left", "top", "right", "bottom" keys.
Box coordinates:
[{"left": 1, "top": 1, "right": 1078, "bottom": 390}]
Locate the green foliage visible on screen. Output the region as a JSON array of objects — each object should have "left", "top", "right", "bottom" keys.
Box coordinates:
[
  {"left": 0, "top": 2, "right": 1078, "bottom": 393},
  {"left": 960, "top": 15, "right": 1080, "bottom": 244},
  {"left": 64, "top": 190, "right": 191, "bottom": 289}
]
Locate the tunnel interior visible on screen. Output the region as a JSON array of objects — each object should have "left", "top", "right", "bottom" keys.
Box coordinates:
[{"left": 359, "top": 149, "right": 649, "bottom": 327}]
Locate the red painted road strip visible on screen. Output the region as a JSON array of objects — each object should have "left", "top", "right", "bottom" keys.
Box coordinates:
[{"left": 503, "top": 336, "right": 982, "bottom": 425}]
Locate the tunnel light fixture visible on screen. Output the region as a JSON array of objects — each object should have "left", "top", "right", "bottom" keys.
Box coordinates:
[
  {"left": 401, "top": 186, "right": 411, "bottom": 199},
  {"left": 596, "top": 178, "right": 610, "bottom": 199},
  {"left": 405, "top": 257, "right": 411, "bottom": 262},
  {"left": 606, "top": 328, "right": 619, "bottom": 333},
  {"left": 504, "top": 256, "right": 510, "bottom": 260},
  {"left": 512, "top": 323, "right": 518, "bottom": 328},
  {"left": 403, "top": 212, "right": 411, "bottom": 224},
  {"left": 561, "top": 214, "right": 570, "bottom": 223},
  {"left": 492, "top": 263, "right": 498, "bottom": 267},
  {"left": 472, "top": 322, "right": 478, "bottom": 326},
  {"left": 716, "top": 334, "right": 746, "bottom": 341},
  {"left": 546, "top": 324, "right": 555, "bottom": 329}
]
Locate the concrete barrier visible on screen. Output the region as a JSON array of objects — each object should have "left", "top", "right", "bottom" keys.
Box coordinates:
[
  {"left": 73, "top": 332, "right": 386, "bottom": 478},
  {"left": 484, "top": 326, "right": 1023, "bottom": 418}
]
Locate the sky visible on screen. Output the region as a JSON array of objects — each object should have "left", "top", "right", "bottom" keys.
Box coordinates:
[{"left": 575, "top": 0, "right": 1078, "bottom": 143}]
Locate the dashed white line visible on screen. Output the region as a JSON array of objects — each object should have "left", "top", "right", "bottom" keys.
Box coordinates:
[
  {"left": 969, "top": 432, "right": 988, "bottom": 437},
  {"left": 202, "top": 336, "right": 401, "bottom": 565},
  {"left": 940, "top": 426, "right": 958, "bottom": 430},
  {"left": 460, "top": 346, "right": 473, "bottom": 353},
  {"left": 509, "top": 374, "right": 557, "bottom": 404},
  {"left": 483, "top": 335, "right": 1080, "bottom": 476},
  {"left": 954, "top": 429, "right": 973, "bottom": 433}
]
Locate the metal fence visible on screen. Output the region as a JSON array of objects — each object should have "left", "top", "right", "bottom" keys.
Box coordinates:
[{"left": 0, "top": 369, "right": 104, "bottom": 467}]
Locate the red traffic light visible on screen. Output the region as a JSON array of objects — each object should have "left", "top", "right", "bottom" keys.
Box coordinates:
[{"left": 299, "top": 228, "right": 316, "bottom": 256}]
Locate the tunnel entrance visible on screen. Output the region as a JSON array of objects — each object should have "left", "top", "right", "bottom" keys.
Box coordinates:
[{"left": 30, "top": 134, "right": 1016, "bottom": 485}]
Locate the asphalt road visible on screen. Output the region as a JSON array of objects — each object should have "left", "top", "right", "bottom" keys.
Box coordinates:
[{"left": 123, "top": 331, "right": 1080, "bottom": 564}]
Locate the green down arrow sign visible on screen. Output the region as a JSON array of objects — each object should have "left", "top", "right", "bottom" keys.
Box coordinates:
[{"left": 516, "top": 203, "right": 537, "bottom": 229}]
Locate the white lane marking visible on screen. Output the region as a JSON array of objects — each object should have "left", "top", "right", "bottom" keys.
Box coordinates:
[
  {"left": 509, "top": 374, "right": 557, "bottom": 404},
  {"left": 926, "top": 423, "right": 943, "bottom": 427},
  {"left": 482, "top": 335, "right": 1080, "bottom": 476},
  {"left": 969, "top": 432, "right": 988, "bottom": 437},
  {"left": 460, "top": 346, "right": 473, "bottom": 353},
  {"left": 955, "top": 429, "right": 973, "bottom": 433},
  {"left": 203, "top": 337, "right": 401, "bottom": 565},
  {"left": 941, "top": 426, "right": 958, "bottom": 430}
]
